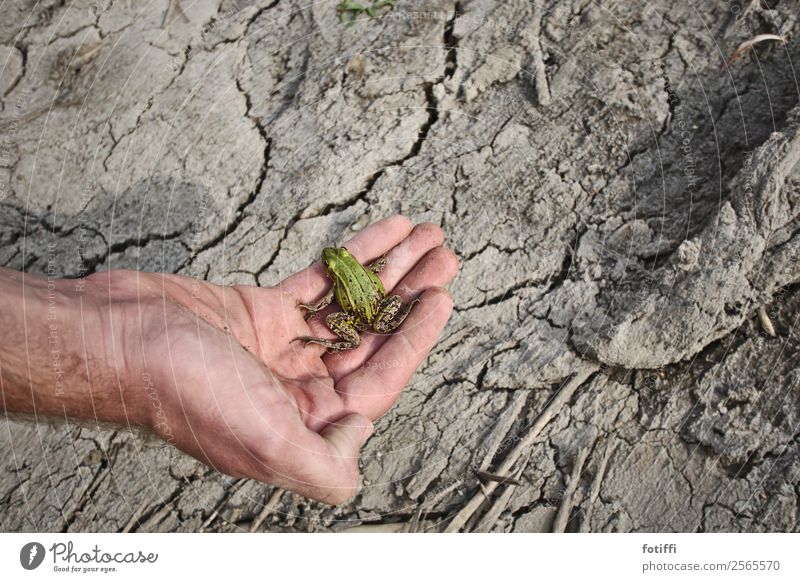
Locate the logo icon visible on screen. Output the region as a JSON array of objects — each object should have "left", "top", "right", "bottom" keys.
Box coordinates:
[{"left": 20, "top": 542, "right": 46, "bottom": 570}]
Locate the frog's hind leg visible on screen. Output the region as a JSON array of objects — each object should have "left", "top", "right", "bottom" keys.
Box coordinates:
[
  {"left": 296, "top": 312, "right": 361, "bottom": 352},
  {"left": 373, "top": 295, "right": 420, "bottom": 334}
]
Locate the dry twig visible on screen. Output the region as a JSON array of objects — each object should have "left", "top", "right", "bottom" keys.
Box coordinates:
[
  {"left": 444, "top": 367, "right": 598, "bottom": 532},
  {"left": 530, "top": 0, "right": 551, "bottom": 105},
  {"left": 758, "top": 306, "right": 776, "bottom": 337},
  {"left": 474, "top": 465, "right": 526, "bottom": 532},
  {"left": 552, "top": 447, "right": 590, "bottom": 533},
  {"left": 477, "top": 470, "right": 524, "bottom": 487},
  {"left": 722, "top": 34, "right": 785, "bottom": 70},
  {"left": 249, "top": 488, "right": 285, "bottom": 532},
  {"left": 121, "top": 500, "right": 150, "bottom": 533},
  {"left": 580, "top": 438, "right": 617, "bottom": 533}
]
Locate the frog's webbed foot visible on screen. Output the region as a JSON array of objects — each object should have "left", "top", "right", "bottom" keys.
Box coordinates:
[
  {"left": 295, "top": 312, "right": 361, "bottom": 352},
  {"left": 368, "top": 255, "right": 387, "bottom": 274},
  {"left": 373, "top": 295, "right": 420, "bottom": 334},
  {"left": 297, "top": 290, "right": 334, "bottom": 321}
]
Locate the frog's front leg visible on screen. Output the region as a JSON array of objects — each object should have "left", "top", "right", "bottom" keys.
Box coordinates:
[
  {"left": 373, "top": 295, "right": 420, "bottom": 334},
  {"left": 297, "top": 290, "right": 333, "bottom": 320},
  {"left": 296, "top": 312, "right": 362, "bottom": 352},
  {"left": 368, "top": 255, "right": 387, "bottom": 274}
]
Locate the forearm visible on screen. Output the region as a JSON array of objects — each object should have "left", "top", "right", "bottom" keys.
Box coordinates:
[{"left": 0, "top": 267, "right": 148, "bottom": 427}]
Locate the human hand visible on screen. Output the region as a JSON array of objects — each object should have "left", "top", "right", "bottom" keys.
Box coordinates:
[{"left": 105, "top": 216, "right": 458, "bottom": 503}]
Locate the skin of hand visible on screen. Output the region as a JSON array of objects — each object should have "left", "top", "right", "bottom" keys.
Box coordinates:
[{"left": 0, "top": 216, "right": 458, "bottom": 504}]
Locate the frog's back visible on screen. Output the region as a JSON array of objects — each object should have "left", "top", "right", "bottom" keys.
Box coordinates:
[{"left": 333, "top": 259, "right": 385, "bottom": 323}]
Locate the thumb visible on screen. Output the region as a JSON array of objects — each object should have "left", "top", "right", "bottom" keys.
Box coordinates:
[
  {"left": 310, "top": 413, "right": 373, "bottom": 504},
  {"left": 321, "top": 413, "right": 374, "bottom": 460},
  {"left": 264, "top": 413, "right": 374, "bottom": 505}
]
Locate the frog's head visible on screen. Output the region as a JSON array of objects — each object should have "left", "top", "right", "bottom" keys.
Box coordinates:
[{"left": 321, "top": 246, "right": 351, "bottom": 274}]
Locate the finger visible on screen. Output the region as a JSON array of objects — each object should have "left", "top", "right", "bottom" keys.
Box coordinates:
[
  {"left": 337, "top": 287, "right": 453, "bottom": 420},
  {"left": 366, "top": 222, "right": 445, "bottom": 291},
  {"left": 324, "top": 246, "right": 459, "bottom": 381},
  {"left": 279, "top": 215, "right": 413, "bottom": 302},
  {"left": 258, "top": 413, "right": 374, "bottom": 505}
]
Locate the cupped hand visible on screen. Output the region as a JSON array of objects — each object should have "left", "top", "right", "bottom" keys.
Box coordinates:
[{"left": 106, "top": 216, "right": 458, "bottom": 503}]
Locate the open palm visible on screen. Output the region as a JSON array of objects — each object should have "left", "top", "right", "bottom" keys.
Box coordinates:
[{"left": 129, "top": 216, "right": 457, "bottom": 503}]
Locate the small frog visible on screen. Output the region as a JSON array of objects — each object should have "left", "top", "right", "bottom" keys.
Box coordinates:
[{"left": 296, "top": 247, "right": 419, "bottom": 352}]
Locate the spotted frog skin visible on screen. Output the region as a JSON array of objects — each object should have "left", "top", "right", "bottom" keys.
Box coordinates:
[{"left": 296, "top": 247, "right": 419, "bottom": 352}]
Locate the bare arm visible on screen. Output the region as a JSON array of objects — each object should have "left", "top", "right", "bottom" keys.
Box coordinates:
[{"left": 0, "top": 267, "right": 148, "bottom": 426}]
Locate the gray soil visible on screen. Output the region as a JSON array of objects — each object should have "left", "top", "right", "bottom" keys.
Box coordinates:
[{"left": 1, "top": 0, "right": 799, "bottom": 532}]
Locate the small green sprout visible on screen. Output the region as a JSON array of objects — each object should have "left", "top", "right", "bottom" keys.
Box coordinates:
[{"left": 337, "top": 0, "right": 395, "bottom": 27}]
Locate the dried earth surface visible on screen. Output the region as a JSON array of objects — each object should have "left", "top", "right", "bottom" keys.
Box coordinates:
[{"left": 1, "top": 0, "right": 799, "bottom": 532}]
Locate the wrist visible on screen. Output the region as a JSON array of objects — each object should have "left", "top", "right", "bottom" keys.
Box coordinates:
[{"left": 79, "top": 270, "right": 157, "bottom": 429}]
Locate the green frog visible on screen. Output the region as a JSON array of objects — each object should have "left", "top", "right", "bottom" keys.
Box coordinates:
[{"left": 296, "top": 247, "right": 419, "bottom": 352}]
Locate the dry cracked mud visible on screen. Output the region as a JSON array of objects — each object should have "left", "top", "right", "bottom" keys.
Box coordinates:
[{"left": 1, "top": 0, "right": 799, "bottom": 532}]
